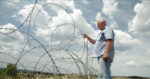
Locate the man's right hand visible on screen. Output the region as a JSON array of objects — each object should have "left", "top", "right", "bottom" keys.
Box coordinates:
[
  {"left": 83, "top": 34, "right": 88, "bottom": 38},
  {"left": 82, "top": 34, "right": 95, "bottom": 44}
]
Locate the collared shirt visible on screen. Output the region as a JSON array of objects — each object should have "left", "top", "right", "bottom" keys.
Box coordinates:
[{"left": 92, "top": 26, "right": 115, "bottom": 61}]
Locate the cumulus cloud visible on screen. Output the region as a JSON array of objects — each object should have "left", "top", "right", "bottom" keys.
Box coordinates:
[
  {"left": 128, "top": 0, "right": 150, "bottom": 35},
  {"left": 0, "top": 23, "right": 24, "bottom": 55},
  {"left": 35, "top": 1, "right": 97, "bottom": 47},
  {"left": 14, "top": 4, "right": 51, "bottom": 28},
  {"left": 37, "top": 8, "right": 97, "bottom": 46},
  {"left": 11, "top": 0, "right": 97, "bottom": 53},
  {"left": 0, "top": 23, "right": 24, "bottom": 41},
  {"left": 96, "top": 12, "right": 103, "bottom": 21},
  {"left": 71, "top": 9, "right": 96, "bottom": 35},
  {"left": 102, "top": 0, "right": 118, "bottom": 28},
  {"left": 114, "top": 29, "right": 139, "bottom": 52},
  {"left": 102, "top": 0, "right": 118, "bottom": 18}
]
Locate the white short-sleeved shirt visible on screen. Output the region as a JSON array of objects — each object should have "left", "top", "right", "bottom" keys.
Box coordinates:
[{"left": 92, "top": 26, "right": 115, "bottom": 61}]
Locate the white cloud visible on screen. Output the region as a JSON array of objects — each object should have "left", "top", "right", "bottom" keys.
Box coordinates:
[
  {"left": 36, "top": 8, "right": 97, "bottom": 47},
  {"left": 96, "top": 12, "right": 103, "bottom": 21},
  {"left": 0, "top": 23, "right": 24, "bottom": 56},
  {"left": 112, "top": 53, "right": 150, "bottom": 77},
  {"left": 71, "top": 9, "right": 96, "bottom": 35},
  {"left": 126, "top": 60, "right": 150, "bottom": 68},
  {"left": 0, "top": 23, "right": 24, "bottom": 41},
  {"left": 2, "top": 0, "right": 20, "bottom": 7},
  {"left": 128, "top": 0, "right": 150, "bottom": 35},
  {"left": 126, "top": 60, "right": 137, "bottom": 67},
  {"left": 102, "top": 0, "right": 118, "bottom": 18},
  {"left": 114, "top": 29, "right": 139, "bottom": 52},
  {"left": 14, "top": 4, "right": 51, "bottom": 28},
  {"left": 81, "top": 0, "right": 89, "bottom": 5},
  {"left": 12, "top": 0, "right": 98, "bottom": 49},
  {"left": 11, "top": 0, "right": 98, "bottom": 47},
  {"left": 35, "top": 1, "right": 97, "bottom": 47},
  {"left": 102, "top": 0, "right": 118, "bottom": 28},
  {"left": 47, "top": 0, "right": 75, "bottom": 12}
]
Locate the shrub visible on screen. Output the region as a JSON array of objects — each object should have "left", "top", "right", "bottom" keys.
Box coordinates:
[{"left": 6, "top": 63, "right": 17, "bottom": 78}]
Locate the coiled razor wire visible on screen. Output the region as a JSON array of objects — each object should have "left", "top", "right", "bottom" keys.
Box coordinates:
[{"left": 0, "top": 0, "right": 98, "bottom": 79}]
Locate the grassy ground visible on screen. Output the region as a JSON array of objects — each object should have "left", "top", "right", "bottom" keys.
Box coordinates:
[{"left": 1, "top": 73, "right": 150, "bottom": 79}]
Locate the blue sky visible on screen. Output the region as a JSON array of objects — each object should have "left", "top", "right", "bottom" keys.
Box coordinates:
[{"left": 0, "top": 0, "right": 150, "bottom": 77}]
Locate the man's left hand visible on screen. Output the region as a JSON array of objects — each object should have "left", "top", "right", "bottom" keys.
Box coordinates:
[{"left": 103, "top": 53, "right": 109, "bottom": 61}]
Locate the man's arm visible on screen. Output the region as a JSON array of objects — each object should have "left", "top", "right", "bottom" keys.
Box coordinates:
[
  {"left": 83, "top": 34, "right": 95, "bottom": 44},
  {"left": 103, "top": 39, "right": 113, "bottom": 61}
]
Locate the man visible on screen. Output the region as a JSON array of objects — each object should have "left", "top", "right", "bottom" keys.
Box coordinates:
[{"left": 83, "top": 19, "right": 115, "bottom": 79}]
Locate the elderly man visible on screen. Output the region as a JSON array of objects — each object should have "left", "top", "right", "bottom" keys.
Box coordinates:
[{"left": 83, "top": 19, "right": 115, "bottom": 79}]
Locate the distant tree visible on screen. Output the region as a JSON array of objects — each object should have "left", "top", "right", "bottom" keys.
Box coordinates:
[{"left": 6, "top": 63, "right": 17, "bottom": 78}]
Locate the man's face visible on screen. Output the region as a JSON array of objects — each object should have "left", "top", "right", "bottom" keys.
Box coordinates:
[{"left": 97, "top": 21, "right": 104, "bottom": 30}]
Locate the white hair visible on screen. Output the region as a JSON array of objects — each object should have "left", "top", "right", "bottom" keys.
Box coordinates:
[{"left": 97, "top": 18, "right": 106, "bottom": 25}]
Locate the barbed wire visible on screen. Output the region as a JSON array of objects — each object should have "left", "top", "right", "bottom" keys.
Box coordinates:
[{"left": 0, "top": 0, "right": 98, "bottom": 79}]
